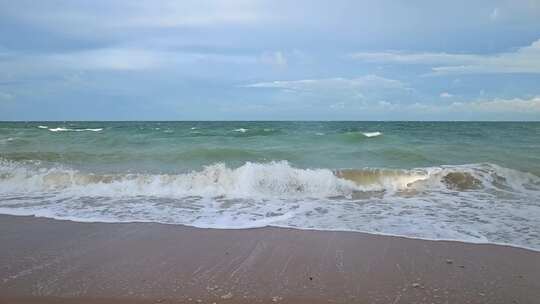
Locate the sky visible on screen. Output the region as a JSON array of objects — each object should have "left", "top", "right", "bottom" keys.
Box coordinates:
[{"left": 1, "top": 0, "right": 540, "bottom": 121}]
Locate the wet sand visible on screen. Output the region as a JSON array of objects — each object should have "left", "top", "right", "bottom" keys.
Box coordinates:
[{"left": 0, "top": 214, "right": 538, "bottom": 304}]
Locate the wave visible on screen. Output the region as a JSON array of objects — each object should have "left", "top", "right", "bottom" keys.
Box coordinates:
[
  {"left": 0, "top": 160, "right": 537, "bottom": 199},
  {"left": 362, "top": 131, "right": 382, "bottom": 138},
  {"left": 0, "top": 137, "right": 15, "bottom": 145},
  {"left": 341, "top": 131, "right": 383, "bottom": 142},
  {"left": 1, "top": 159, "right": 539, "bottom": 250},
  {"left": 183, "top": 128, "right": 281, "bottom": 137},
  {"left": 48, "top": 127, "right": 103, "bottom": 132},
  {"left": 37, "top": 125, "right": 48, "bottom": 129}
]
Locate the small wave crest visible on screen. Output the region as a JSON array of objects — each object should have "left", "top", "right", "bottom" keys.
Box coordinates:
[
  {"left": 340, "top": 131, "right": 383, "bottom": 142},
  {"left": 0, "top": 137, "right": 15, "bottom": 145},
  {"left": 48, "top": 127, "right": 103, "bottom": 132},
  {"left": 362, "top": 131, "right": 382, "bottom": 138}
]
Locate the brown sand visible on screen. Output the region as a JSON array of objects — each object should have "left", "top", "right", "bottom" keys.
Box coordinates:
[{"left": 0, "top": 214, "right": 538, "bottom": 304}]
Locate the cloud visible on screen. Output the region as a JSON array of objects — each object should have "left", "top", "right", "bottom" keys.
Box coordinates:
[
  {"left": 50, "top": 49, "right": 168, "bottom": 71},
  {"left": 350, "top": 38, "right": 540, "bottom": 75},
  {"left": 312, "top": 95, "right": 540, "bottom": 121},
  {"left": 0, "top": 48, "right": 173, "bottom": 73},
  {"left": 0, "top": 47, "right": 286, "bottom": 74},
  {"left": 392, "top": 96, "right": 540, "bottom": 115},
  {"left": 1, "top": 0, "right": 268, "bottom": 35},
  {"left": 333, "top": 95, "right": 540, "bottom": 114},
  {"left": 450, "top": 96, "right": 540, "bottom": 113},
  {"left": 244, "top": 75, "right": 407, "bottom": 91},
  {"left": 243, "top": 75, "right": 412, "bottom": 110},
  {"left": 440, "top": 92, "right": 453, "bottom": 98}
]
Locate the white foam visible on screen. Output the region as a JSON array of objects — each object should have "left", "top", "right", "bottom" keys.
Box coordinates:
[
  {"left": 362, "top": 131, "right": 382, "bottom": 138},
  {"left": 0, "top": 160, "right": 538, "bottom": 199},
  {"left": 48, "top": 128, "right": 103, "bottom": 132},
  {"left": 234, "top": 128, "right": 248, "bottom": 133},
  {"left": 0, "top": 137, "right": 15, "bottom": 144},
  {"left": 0, "top": 160, "right": 539, "bottom": 251},
  {"left": 48, "top": 127, "right": 68, "bottom": 132},
  {"left": 37, "top": 125, "right": 48, "bottom": 129},
  {"left": 0, "top": 161, "right": 358, "bottom": 198}
]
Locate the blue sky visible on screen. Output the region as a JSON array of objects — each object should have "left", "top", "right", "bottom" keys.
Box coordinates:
[{"left": 1, "top": 0, "right": 540, "bottom": 120}]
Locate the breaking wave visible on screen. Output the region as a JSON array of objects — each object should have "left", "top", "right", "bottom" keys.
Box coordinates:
[
  {"left": 1, "top": 159, "right": 539, "bottom": 251},
  {"left": 362, "top": 131, "right": 382, "bottom": 138},
  {"left": 47, "top": 127, "right": 103, "bottom": 132},
  {"left": 0, "top": 160, "right": 537, "bottom": 199},
  {"left": 341, "top": 131, "right": 383, "bottom": 141}
]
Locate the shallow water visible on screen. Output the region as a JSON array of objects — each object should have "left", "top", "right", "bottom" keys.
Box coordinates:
[{"left": 1, "top": 121, "right": 539, "bottom": 250}]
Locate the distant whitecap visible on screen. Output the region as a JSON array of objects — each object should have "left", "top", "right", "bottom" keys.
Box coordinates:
[
  {"left": 48, "top": 127, "right": 102, "bottom": 132},
  {"left": 362, "top": 131, "right": 382, "bottom": 138}
]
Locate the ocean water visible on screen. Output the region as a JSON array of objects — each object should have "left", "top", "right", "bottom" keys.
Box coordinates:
[{"left": 1, "top": 121, "right": 539, "bottom": 250}]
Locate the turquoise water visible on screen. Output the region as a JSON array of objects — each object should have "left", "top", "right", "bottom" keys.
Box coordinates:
[
  {"left": 1, "top": 122, "right": 540, "bottom": 250},
  {"left": 2, "top": 121, "right": 540, "bottom": 174}
]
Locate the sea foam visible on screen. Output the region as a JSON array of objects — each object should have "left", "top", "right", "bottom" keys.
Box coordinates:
[
  {"left": 0, "top": 160, "right": 537, "bottom": 200},
  {"left": 362, "top": 131, "right": 382, "bottom": 137},
  {"left": 48, "top": 127, "right": 103, "bottom": 132},
  {"left": 0, "top": 160, "right": 539, "bottom": 251}
]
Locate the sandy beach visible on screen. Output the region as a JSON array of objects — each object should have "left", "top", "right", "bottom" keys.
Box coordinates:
[
  {"left": 0, "top": 214, "right": 537, "bottom": 303},
  {"left": 3, "top": 0, "right": 540, "bottom": 302}
]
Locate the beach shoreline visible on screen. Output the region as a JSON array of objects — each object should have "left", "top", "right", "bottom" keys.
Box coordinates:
[{"left": 0, "top": 214, "right": 539, "bottom": 303}]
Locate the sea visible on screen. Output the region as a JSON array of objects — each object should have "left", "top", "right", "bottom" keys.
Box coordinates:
[{"left": 1, "top": 121, "right": 539, "bottom": 250}]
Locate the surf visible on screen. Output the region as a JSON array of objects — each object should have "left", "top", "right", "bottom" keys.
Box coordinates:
[
  {"left": 0, "top": 159, "right": 537, "bottom": 199},
  {"left": 0, "top": 159, "right": 539, "bottom": 251}
]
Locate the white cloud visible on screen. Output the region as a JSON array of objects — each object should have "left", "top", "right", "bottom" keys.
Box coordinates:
[
  {"left": 243, "top": 75, "right": 410, "bottom": 110},
  {"left": 0, "top": 48, "right": 175, "bottom": 72},
  {"left": 350, "top": 38, "right": 540, "bottom": 75},
  {"left": 440, "top": 92, "right": 453, "bottom": 98},
  {"left": 396, "top": 96, "right": 540, "bottom": 115},
  {"left": 325, "top": 96, "right": 540, "bottom": 117},
  {"left": 0, "top": 47, "right": 287, "bottom": 73},
  {"left": 451, "top": 96, "right": 540, "bottom": 113},
  {"left": 2, "top": 0, "right": 268, "bottom": 36},
  {"left": 51, "top": 49, "right": 168, "bottom": 71},
  {"left": 244, "top": 75, "right": 407, "bottom": 91},
  {"left": 60, "top": 48, "right": 269, "bottom": 70}
]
